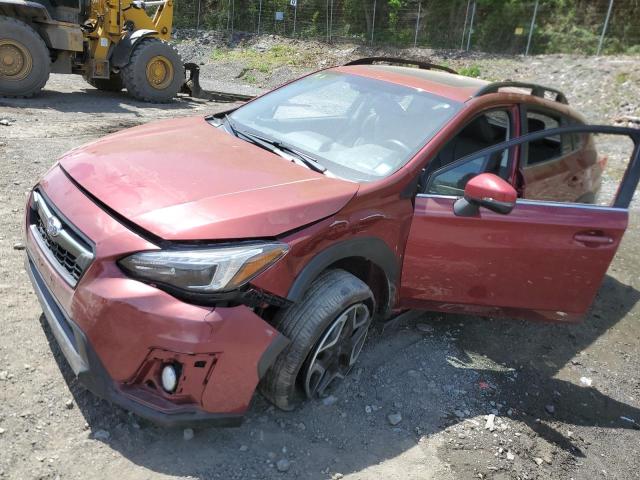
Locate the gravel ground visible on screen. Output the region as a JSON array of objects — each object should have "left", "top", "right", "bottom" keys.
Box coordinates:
[{"left": 1, "top": 35, "right": 639, "bottom": 480}]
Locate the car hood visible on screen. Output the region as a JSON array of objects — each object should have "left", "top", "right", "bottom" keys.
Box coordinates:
[{"left": 59, "top": 116, "right": 358, "bottom": 240}]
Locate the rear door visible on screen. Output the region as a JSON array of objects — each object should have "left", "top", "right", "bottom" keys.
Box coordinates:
[{"left": 400, "top": 125, "right": 640, "bottom": 322}]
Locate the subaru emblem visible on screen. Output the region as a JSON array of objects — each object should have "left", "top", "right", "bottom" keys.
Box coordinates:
[{"left": 45, "top": 216, "right": 62, "bottom": 238}]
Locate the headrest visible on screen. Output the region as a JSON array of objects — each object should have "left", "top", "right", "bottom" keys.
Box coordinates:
[
  {"left": 460, "top": 115, "right": 497, "bottom": 143},
  {"left": 371, "top": 95, "right": 405, "bottom": 117},
  {"left": 528, "top": 118, "right": 546, "bottom": 133}
]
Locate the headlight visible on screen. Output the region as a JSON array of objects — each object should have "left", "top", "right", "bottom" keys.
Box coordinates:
[{"left": 118, "top": 242, "right": 288, "bottom": 293}]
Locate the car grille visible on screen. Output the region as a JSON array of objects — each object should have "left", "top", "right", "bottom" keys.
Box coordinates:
[{"left": 29, "top": 191, "right": 94, "bottom": 286}]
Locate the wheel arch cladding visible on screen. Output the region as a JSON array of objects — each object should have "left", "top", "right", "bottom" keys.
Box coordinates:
[
  {"left": 110, "top": 29, "right": 157, "bottom": 68},
  {"left": 286, "top": 237, "right": 398, "bottom": 316}
]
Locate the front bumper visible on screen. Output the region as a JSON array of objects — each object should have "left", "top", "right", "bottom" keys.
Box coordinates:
[
  {"left": 27, "top": 256, "right": 248, "bottom": 427},
  {"left": 25, "top": 167, "right": 289, "bottom": 427}
]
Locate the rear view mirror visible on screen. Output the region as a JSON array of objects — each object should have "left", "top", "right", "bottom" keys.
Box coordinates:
[{"left": 454, "top": 173, "right": 517, "bottom": 216}]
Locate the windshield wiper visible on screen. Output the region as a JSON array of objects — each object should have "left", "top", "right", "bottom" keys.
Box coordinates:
[{"left": 224, "top": 116, "right": 326, "bottom": 174}]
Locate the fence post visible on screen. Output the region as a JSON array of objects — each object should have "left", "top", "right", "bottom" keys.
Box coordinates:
[
  {"left": 413, "top": 2, "right": 421, "bottom": 48},
  {"left": 195, "top": 0, "right": 201, "bottom": 34},
  {"left": 226, "top": 0, "right": 231, "bottom": 32},
  {"left": 370, "top": 0, "right": 376, "bottom": 44},
  {"left": 525, "top": 0, "right": 539, "bottom": 56},
  {"left": 466, "top": 0, "right": 476, "bottom": 51},
  {"left": 597, "top": 0, "right": 614, "bottom": 55},
  {"left": 231, "top": 0, "right": 235, "bottom": 37},
  {"left": 461, "top": 0, "right": 471, "bottom": 50},
  {"left": 329, "top": 0, "right": 333, "bottom": 42},
  {"left": 293, "top": 0, "right": 297, "bottom": 36},
  {"left": 257, "top": 0, "right": 262, "bottom": 34}
]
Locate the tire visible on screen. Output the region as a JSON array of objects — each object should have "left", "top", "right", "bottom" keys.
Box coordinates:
[
  {"left": 260, "top": 269, "right": 374, "bottom": 410},
  {"left": 121, "top": 38, "right": 184, "bottom": 103},
  {"left": 87, "top": 74, "right": 124, "bottom": 92},
  {"left": 0, "top": 16, "right": 50, "bottom": 98}
]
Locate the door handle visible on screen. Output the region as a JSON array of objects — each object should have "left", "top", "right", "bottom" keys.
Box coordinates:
[{"left": 573, "top": 232, "right": 614, "bottom": 247}]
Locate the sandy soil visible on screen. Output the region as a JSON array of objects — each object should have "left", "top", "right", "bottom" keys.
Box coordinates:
[{"left": 1, "top": 38, "right": 639, "bottom": 480}]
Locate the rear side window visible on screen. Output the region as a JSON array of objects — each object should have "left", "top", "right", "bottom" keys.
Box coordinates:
[{"left": 524, "top": 110, "right": 582, "bottom": 166}]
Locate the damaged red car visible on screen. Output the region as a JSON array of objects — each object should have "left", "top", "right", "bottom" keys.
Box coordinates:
[{"left": 24, "top": 58, "right": 640, "bottom": 426}]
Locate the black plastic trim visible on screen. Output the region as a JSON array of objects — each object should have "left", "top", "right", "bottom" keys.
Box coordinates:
[
  {"left": 344, "top": 57, "right": 458, "bottom": 74},
  {"left": 474, "top": 81, "right": 568, "bottom": 104},
  {"left": 286, "top": 237, "right": 398, "bottom": 306},
  {"left": 110, "top": 29, "right": 157, "bottom": 68},
  {"left": 257, "top": 333, "right": 290, "bottom": 379}
]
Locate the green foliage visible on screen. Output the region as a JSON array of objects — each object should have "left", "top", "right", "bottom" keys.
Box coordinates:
[
  {"left": 174, "top": 0, "right": 640, "bottom": 55},
  {"left": 459, "top": 64, "right": 481, "bottom": 78},
  {"left": 210, "top": 43, "right": 313, "bottom": 80}
]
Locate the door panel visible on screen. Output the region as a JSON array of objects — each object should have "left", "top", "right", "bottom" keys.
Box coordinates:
[
  {"left": 401, "top": 125, "right": 640, "bottom": 322},
  {"left": 400, "top": 195, "right": 627, "bottom": 321}
]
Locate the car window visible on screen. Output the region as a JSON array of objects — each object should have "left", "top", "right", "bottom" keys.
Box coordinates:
[
  {"left": 524, "top": 111, "right": 576, "bottom": 165},
  {"left": 423, "top": 109, "right": 512, "bottom": 195},
  {"left": 521, "top": 109, "right": 598, "bottom": 203},
  {"left": 425, "top": 129, "right": 636, "bottom": 207},
  {"left": 230, "top": 71, "right": 462, "bottom": 182},
  {"left": 273, "top": 81, "right": 359, "bottom": 120}
]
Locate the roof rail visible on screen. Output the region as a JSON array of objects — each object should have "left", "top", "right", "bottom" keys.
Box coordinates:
[
  {"left": 344, "top": 57, "right": 458, "bottom": 75},
  {"left": 474, "top": 81, "right": 568, "bottom": 104}
]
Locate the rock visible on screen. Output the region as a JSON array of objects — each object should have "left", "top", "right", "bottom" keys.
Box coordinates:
[
  {"left": 183, "top": 428, "right": 194, "bottom": 440},
  {"left": 454, "top": 410, "right": 466, "bottom": 418},
  {"left": 580, "top": 376, "right": 593, "bottom": 386},
  {"left": 0, "top": 428, "right": 5, "bottom": 435},
  {"left": 544, "top": 404, "right": 555, "bottom": 415},
  {"left": 506, "top": 451, "right": 515, "bottom": 461},
  {"left": 12, "top": 242, "right": 25, "bottom": 251},
  {"left": 65, "top": 399, "right": 74, "bottom": 410},
  {"left": 416, "top": 323, "right": 434, "bottom": 333},
  {"left": 534, "top": 457, "right": 544, "bottom": 466},
  {"left": 507, "top": 408, "right": 513, "bottom": 417},
  {"left": 365, "top": 405, "right": 372, "bottom": 414},
  {"left": 93, "top": 429, "right": 110, "bottom": 441},
  {"left": 322, "top": 395, "right": 338, "bottom": 406},
  {"left": 0, "top": 119, "right": 11, "bottom": 126},
  {"left": 331, "top": 474, "right": 344, "bottom": 480},
  {"left": 276, "top": 458, "right": 290, "bottom": 472},
  {"left": 387, "top": 412, "right": 402, "bottom": 426},
  {"left": 0, "top": 371, "right": 8, "bottom": 381},
  {"left": 239, "top": 445, "right": 249, "bottom": 451},
  {"left": 485, "top": 414, "right": 496, "bottom": 431}
]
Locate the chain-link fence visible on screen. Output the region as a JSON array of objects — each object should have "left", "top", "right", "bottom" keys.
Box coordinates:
[{"left": 174, "top": 0, "right": 640, "bottom": 55}]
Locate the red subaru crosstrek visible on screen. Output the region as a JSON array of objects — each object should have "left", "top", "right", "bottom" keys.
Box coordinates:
[{"left": 25, "top": 58, "right": 640, "bottom": 426}]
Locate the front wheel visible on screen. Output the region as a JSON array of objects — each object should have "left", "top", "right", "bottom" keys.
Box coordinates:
[
  {"left": 0, "top": 16, "right": 50, "bottom": 97},
  {"left": 121, "top": 38, "right": 184, "bottom": 103},
  {"left": 260, "top": 269, "right": 374, "bottom": 410}
]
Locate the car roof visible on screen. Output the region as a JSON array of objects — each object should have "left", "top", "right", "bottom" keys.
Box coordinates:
[
  {"left": 334, "top": 64, "right": 571, "bottom": 109},
  {"left": 335, "top": 64, "right": 490, "bottom": 103}
]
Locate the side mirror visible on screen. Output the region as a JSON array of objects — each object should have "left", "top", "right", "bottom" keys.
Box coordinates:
[{"left": 454, "top": 173, "right": 517, "bottom": 216}]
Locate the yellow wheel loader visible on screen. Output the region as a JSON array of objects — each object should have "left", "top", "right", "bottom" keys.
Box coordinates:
[{"left": 0, "top": 0, "right": 252, "bottom": 102}]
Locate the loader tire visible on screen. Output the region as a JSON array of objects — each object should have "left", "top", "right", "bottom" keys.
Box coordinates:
[
  {"left": 87, "top": 74, "right": 124, "bottom": 92},
  {"left": 0, "top": 16, "right": 50, "bottom": 98},
  {"left": 121, "top": 38, "right": 184, "bottom": 103}
]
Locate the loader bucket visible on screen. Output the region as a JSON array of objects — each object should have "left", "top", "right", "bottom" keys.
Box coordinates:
[{"left": 181, "top": 63, "right": 255, "bottom": 103}]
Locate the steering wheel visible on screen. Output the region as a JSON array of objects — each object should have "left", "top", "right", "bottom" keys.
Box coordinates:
[{"left": 382, "top": 139, "right": 411, "bottom": 154}]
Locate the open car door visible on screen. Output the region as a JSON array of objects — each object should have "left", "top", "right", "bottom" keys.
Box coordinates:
[{"left": 400, "top": 125, "right": 640, "bottom": 322}]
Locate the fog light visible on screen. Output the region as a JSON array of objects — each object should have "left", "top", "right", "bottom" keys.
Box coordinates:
[{"left": 161, "top": 364, "right": 178, "bottom": 393}]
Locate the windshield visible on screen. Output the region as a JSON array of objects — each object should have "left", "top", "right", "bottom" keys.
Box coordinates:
[{"left": 230, "top": 71, "right": 462, "bottom": 182}]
